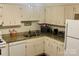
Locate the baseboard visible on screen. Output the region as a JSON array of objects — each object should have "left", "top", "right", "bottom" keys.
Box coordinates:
[{"left": 37, "top": 53, "right": 47, "bottom": 56}]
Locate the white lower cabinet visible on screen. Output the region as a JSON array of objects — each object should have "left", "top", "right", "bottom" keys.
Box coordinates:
[
  {"left": 44, "top": 37, "right": 64, "bottom": 56},
  {"left": 25, "top": 42, "right": 35, "bottom": 56},
  {"left": 44, "top": 38, "right": 51, "bottom": 55},
  {"left": 45, "top": 38, "right": 58, "bottom": 56},
  {"left": 25, "top": 37, "right": 44, "bottom": 56},
  {"left": 57, "top": 42, "right": 64, "bottom": 56},
  {"left": 49, "top": 40, "right": 58, "bottom": 56},
  {"left": 34, "top": 39, "right": 44, "bottom": 55},
  {"left": 9, "top": 41, "right": 26, "bottom": 56},
  {"left": 8, "top": 36, "right": 64, "bottom": 56}
]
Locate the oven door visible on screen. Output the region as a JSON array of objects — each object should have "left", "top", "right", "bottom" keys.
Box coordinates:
[
  {"left": 0, "top": 49, "right": 1, "bottom": 55},
  {"left": 0, "top": 45, "right": 8, "bottom": 56}
]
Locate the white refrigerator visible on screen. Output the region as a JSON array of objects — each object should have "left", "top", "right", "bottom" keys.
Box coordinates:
[{"left": 65, "top": 20, "right": 79, "bottom": 56}]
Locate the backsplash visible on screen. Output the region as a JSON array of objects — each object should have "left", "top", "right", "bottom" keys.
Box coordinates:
[
  {"left": 51, "top": 26, "right": 65, "bottom": 32},
  {"left": 0, "top": 22, "right": 40, "bottom": 34},
  {"left": 39, "top": 23, "right": 65, "bottom": 32}
]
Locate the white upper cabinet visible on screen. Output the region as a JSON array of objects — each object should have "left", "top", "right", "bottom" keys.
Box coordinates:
[
  {"left": 18, "top": 4, "right": 45, "bottom": 22},
  {"left": 33, "top": 6, "right": 45, "bottom": 23},
  {"left": 17, "top": 5, "right": 30, "bottom": 21},
  {"left": 18, "top": 5, "right": 34, "bottom": 21},
  {"left": 37, "top": 7, "right": 45, "bottom": 23},
  {"left": 53, "top": 6, "right": 65, "bottom": 26},
  {"left": 2, "top": 4, "right": 21, "bottom": 26},
  {"left": 74, "top": 5, "right": 79, "bottom": 14},
  {"left": 45, "top": 7, "right": 54, "bottom": 24},
  {"left": 0, "top": 4, "right": 4, "bottom": 25},
  {"left": 46, "top": 6, "right": 65, "bottom": 26},
  {"left": 2, "top": 5, "right": 11, "bottom": 26},
  {"left": 64, "top": 5, "right": 74, "bottom": 20},
  {"left": 27, "top": 7, "right": 34, "bottom": 21}
]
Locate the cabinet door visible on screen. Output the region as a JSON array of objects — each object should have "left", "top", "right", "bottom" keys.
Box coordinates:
[
  {"left": 57, "top": 43, "right": 64, "bottom": 56},
  {"left": 53, "top": 6, "right": 65, "bottom": 26},
  {"left": 34, "top": 38, "right": 44, "bottom": 55},
  {"left": 26, "top": 37, "right": 44, "bottom": 56},
  {"left": 33, "top": 7, "right": 45, "bottom": 23},
  {"left": 2, "top": 5, "right": 11, "bottom": 26},
  {"left": 26, "top": 43, "right": 35, "bottom": 56},
  {"left": 74, "top": 5, "right": 79, "bottom": 14},
  {"left": 0, "top": 4, "right": 3, "bottom": 25},
  {"left": 44, "top": 37, "right": 52, "bottom": 55},
  {"left": 2, "top": 4, "right": 21, "bottom": 26},
  {"left": 9, "top": 43, "right": 25, "bottom": 56},
  {"left": 18, "top": 5, "right": 30, "bottom": 21},
  {"left": 27, "top": 7, "right": 34, "bottom": 21},
  {"left": 8, "top": 5, "right": 21, "bottom": 26},
  {"left": 32, "top": 7, "right": 40, "bottom": 20},
  {"left": 45, "top": 7, "right": 53, "bottom": 24},
  {"left": 64, "top": 5, "right": 74, "bottom": 20},
  {"left": 25, "top": 39, "right": 37, "bottom": 56},
  {"left": 45, "top": 39, "right": 51, "bottom": 55},
  {"left": 49, "top": 40, "right": 58, "bottom": 56},
  {"left": 46, "top": 6, "right": 65, "bottom": 26},
  {"left": 38, "top": 7, "right": 45, "bottom": 23},
  {"left": 45, "top": 37, "right": 58, "bottom": 56}
]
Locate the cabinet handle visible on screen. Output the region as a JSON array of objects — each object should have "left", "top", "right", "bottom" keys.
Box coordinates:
[
  {"left": 43, "top": 41, "right": 45, "bottom": 44},
  {"left": 25, "top": 45, "right": 27, "bottom": 48},
  {"left": 65, "top": 23, "right": 68, "bottom": 50},
  {"left": 0, "top": 6, "right": 3, "bottom": 8},
  {"left": 57, "top": 46, "right": 58, "bottom": 50},
  {"left": 73, "top": 7, "right": 75, "bottom": 12},
  {"left": 57, "top": 46, "right": 60, "bottom": 52},
  {"left": 0, "top": 15, "right": 2, "bottom": 17},
  {"left": 58, "top": 48, "right": 60, "bottom": 52}
]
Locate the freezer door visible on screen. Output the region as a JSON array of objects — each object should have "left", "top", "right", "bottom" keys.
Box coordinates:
[
  {"left": 67, "top": 20, "right": 79, "bottom": 38},
  {"left": 65, "top": 48, "right": 79, "bottom": 56},
  {"left": 65, "top": 37, "right": 79, "bottom": 56}
]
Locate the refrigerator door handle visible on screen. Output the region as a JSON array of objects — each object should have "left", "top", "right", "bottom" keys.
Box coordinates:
[
  {"left": 65, "top": 23, "right": 68, "bottom": 50},
  {"left": 65, "top": 37, "right": 67, "bottom": 50}
]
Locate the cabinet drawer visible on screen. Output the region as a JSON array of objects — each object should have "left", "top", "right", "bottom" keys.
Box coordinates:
[{"left": 9, "top": 40, "right": 26, "bottom": 46}]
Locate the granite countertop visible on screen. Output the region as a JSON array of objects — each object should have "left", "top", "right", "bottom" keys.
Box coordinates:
[
  {"left": 3, "top": 33, "right": 64, "bottom": 43},
  {"left": 44, "top": 34, "right": 64, "bottom": 42}
]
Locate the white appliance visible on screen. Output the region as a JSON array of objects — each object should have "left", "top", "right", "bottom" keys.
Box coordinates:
[
  {"left": 64, "top": 20, "right": 79, "bottom": 56},
  {"left": 0, "top": 31, "right": 8, "bottom": 56}
]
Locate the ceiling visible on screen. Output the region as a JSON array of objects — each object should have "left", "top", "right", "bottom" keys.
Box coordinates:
[{"left": 23, "top": 3, "right": 79, "bottom": 7}]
